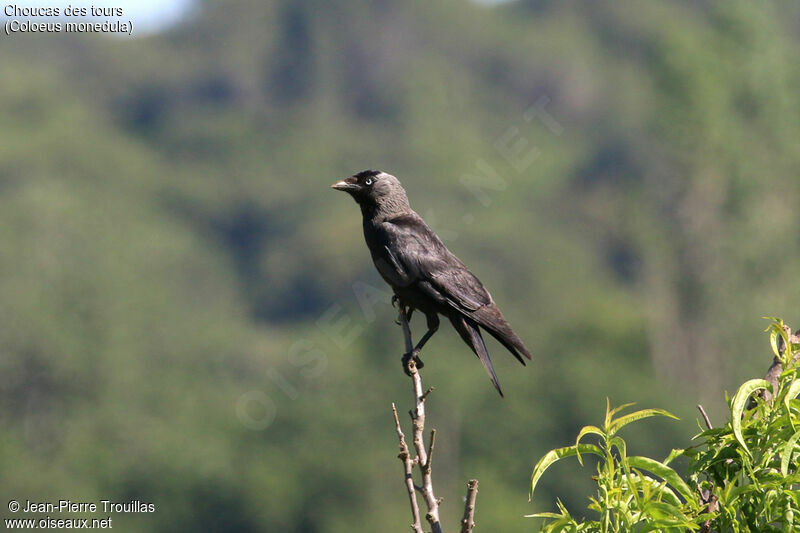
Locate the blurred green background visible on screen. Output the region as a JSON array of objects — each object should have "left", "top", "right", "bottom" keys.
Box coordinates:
[{"left": 1, "top": 0, "right": 800, "bottom": 531}]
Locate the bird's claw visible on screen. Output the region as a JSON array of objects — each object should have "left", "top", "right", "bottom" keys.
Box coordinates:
[
  {"left": 391, "top": 295, "right": 399, "bottom": 308},
  {"left": 401, "top": 351, "right": 424, "bottom": 376}
]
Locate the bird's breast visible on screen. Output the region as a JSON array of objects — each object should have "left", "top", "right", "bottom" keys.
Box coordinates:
[{"left": 363, "top": 222, "right": 411, "bottom": 287}]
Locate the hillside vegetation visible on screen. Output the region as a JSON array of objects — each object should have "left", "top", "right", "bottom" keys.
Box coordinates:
[{"left": 1, "top": 1, "right": 799, "bottom": 531}]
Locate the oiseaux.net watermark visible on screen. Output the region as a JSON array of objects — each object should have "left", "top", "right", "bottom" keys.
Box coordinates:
[{"left": 5, "top": 499, "right": 154, "bottom": 529}]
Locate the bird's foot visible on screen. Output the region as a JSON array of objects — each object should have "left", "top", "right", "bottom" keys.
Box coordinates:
[
  {"left": 391, "top": 295, "right": 399, "bottom": 308},
  {"left": 401, "top": 350, "right": 424, "bottom": 376}
]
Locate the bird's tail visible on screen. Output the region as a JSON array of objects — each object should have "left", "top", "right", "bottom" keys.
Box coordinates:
[
  {"left": 449, "top": 314, "right": 503, "bottom": 397},
  {"left": 474, "top": 304, "right": 532, "bottom": 365}
]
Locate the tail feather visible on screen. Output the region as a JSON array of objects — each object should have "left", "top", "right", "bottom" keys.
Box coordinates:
[
  {"left": 474, "top": 304, "right": 532, "bottom": 365},
  {"left": 449, "top": 314, "right": 503, "bottom": 397}
]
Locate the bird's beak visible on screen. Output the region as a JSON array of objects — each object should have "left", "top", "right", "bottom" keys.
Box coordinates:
[{"left": 331, "top": 177, "right": 359, "bottom": 192}]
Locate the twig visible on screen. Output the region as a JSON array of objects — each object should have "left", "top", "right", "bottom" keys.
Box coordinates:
[
  {"left": 697, "top": 404, "right": 712, "bottom": 430},
  {"left": 460, "top": 479, "right": 479, "bottom": 533},
  {"left": 392, "top": 403, "right": 423, "bottom": 533},
  {"left": 408, "top": 354, "right": 443, "bottom": 528},
  {"left": 421, "top": 386, "right": 434, "bottom": 402},
  {"left": 391, "top": 304, "right": 479, "bottom": 533},
  {"left": 401, "top": 308, "right": 443, "bottom": 533},
  {"left": 697, "top": 483, "right": 718, "bottom": 533},
  {"left": 426, "top": 429, "right": 436, "bottom": 470}
]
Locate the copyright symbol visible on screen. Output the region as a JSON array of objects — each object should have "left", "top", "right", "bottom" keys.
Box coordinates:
[{"left": 8, "top": 500, "right": 20, "bottom": 512}]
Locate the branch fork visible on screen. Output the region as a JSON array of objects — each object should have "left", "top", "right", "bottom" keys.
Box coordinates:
[{"left": 391, "top": 307, "right": 478, "bottom": 533}]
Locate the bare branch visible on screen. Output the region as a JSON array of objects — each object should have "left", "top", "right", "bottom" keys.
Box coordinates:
[
  {"left": 392, "top": 304, "right": 478, "bottom": 533},
  {"left": 460, "top": 479, "right": 479, "bottom": 533},
  {"left": 421, "top": 386, "right": 435, "bottom": 402},
  {"left": 401, "top": 308, "right": 443, "bottom": 533},
  {"left": 697, "top": 404, "right": 712, "bottom": 430},
  {"left": 392, "top": 403, "right": 423, "bottom": 533},
  {"left": 426, "top": 429, "right": 436, "bottom": 472},
  {"left": 698, "top": 483, "right": 718, "bottom": 533},
  {"left": 410, "top": 362, "right": 442, "bottom": 531}
]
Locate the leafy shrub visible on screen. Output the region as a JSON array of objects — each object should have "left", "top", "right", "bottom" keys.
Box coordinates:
[{"left": 529, "top": 318, "right": 800, "bottom": 532}]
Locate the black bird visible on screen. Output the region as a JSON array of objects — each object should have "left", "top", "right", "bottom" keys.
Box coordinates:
[{"left": 332, "top": 170, "right": 532, "bottom": 396}]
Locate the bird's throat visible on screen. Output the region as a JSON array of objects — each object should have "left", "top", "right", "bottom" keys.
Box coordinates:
[{"left": 359, "top": 197, "right": 411, "bottom": 222}]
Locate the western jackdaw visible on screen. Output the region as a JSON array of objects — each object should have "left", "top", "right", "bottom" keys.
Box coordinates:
[{"left": 332, "top": 169, "right": 531, "bottom": 396}]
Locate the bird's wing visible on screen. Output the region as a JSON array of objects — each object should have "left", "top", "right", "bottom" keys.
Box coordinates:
[
  {"left": 383, "top": 213, "right": 492, "bottom": 312},
  {"left": 385, "top": 213, "right": 533, "bottom": 364}
]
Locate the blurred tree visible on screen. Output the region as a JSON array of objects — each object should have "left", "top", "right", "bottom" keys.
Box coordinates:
[{"left": 1, "top": 1, "right": 799, "bottom": 531}]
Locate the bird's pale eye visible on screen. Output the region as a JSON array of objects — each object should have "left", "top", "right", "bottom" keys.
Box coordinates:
[{"left": 365, "top": 178, "right": 373, "bottom": 186}]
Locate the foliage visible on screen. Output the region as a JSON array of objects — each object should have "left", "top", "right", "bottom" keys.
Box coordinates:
[
  {"left": 530, "top": 318, "right": 800, "bottom": 532},
  {"left": 528, "top": 402, "right": 697, "bottom": 532},
  {"left": 684, "top": 318, "right": 800, "bottom": 532}
]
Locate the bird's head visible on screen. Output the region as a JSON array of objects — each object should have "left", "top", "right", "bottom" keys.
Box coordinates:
[{"left": 331, "top": 170, "right": 410, "bottom": 215}]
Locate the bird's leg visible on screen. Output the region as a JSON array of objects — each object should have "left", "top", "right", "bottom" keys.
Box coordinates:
[
  {"left": 407, "top": 314, "right": 439, "bottom": 369},
  {"left": 398, "top": 304, "right": 416, "bottom": 376},
  {"left": 393, "top": 295, "right": 414, "bottom": 324},
  {"left": 400, "top": 313, "right": 439, "bottom": 374}
]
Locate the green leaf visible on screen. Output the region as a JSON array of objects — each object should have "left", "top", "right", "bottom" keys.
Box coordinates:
[
  {"left": 628, "top": 455, "right": 695, "bottom": 503},
  {"left": 621, "top": 473, "right": 683, "bottom": 507},
  {"left": 784, "top": 380, "right": 800, "bottom": 425},
  {"left": 605, "top": 401, "right": 637, "bottom": 428},
  {"left": 530, "top": 444, "right": 603, "bottom": 500},
  {"left": 524, "top": 512, "right": 563, "bottom": 519},
  {"left": 639, "top": 519, "right": 699, "bottom": 533},
  {"left": 574, "top": 425, "right": 604, "bottom": 466},
  {"left": 610, "top": 436, "right": 627, "bottom": 460},
  {"left": 764, "top": 317, "right": 786, "bottom": 358},
  {"left": 771, "top": 325, "right": 783, "bottom": 357},
  {"left": 781, "top": 429, "right": 800, "bottom": 476},
  {"left": 727, "top": 482, "right": 759, "bottom": 502},
  {"left": 663, "top": 448, "right": 684, "bottom": 466},
  {"left": 641, "top": 500, "right": 690, "bottom": 522},
  {"left": 609, "top": 408, "right": 679, "bottom": 435},
  {"left": 620, "top": 466, "right": 644, "bottom": 511},
  {"left": 731, "top": 378, "right": 772, "bottom": 455}
]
